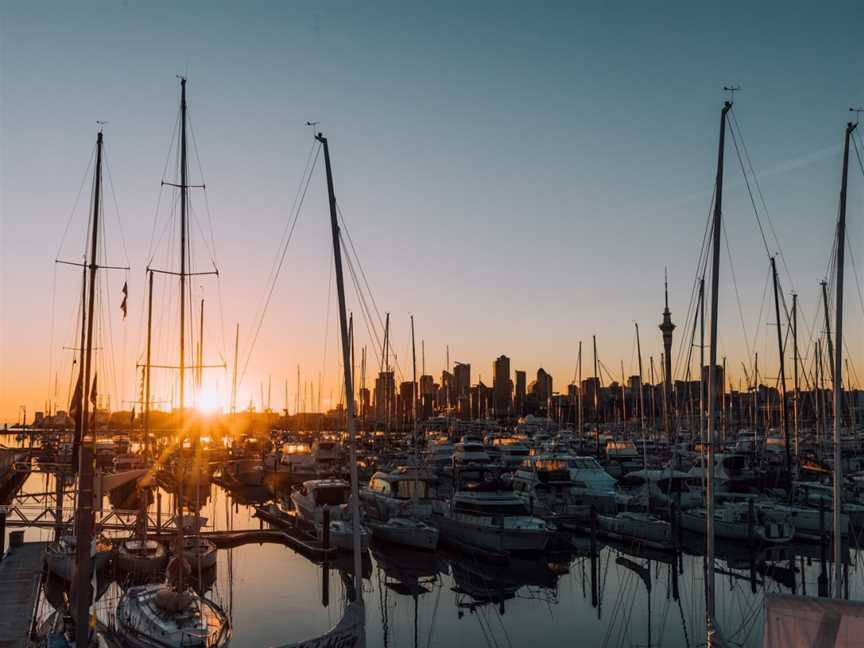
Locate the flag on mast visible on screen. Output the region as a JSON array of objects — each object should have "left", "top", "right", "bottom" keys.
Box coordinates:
[{"left": 120, "top": 281, "right": 128, "bottom": 319}]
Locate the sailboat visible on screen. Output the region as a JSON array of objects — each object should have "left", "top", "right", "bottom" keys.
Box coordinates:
[
  {"left": 115, "top": 77, "right": 229, "bottom": 648},
  {"left": 273, "top": 131, "right": 366, "bottom": 647},
  {"left": 762, "top": 116, "right": 862, "bottom": 646}
]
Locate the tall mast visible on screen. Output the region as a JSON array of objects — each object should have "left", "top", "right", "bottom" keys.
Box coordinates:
[
  {"left": 144, "top": 270, "right": 154, "bottom": 458},
  {"left": 577, "top": 340, "right": 583, "bottom": 435},
  {"left": 198, "top": 298, "right": 205, "bottom": 390},
  {"left": 316, "top": 132, "right": 363, "bottom": 604},
  {"left": 792, "top": 293, "right": 800, "bottom": 460},
  {"left": 821, "top": 280, "right": 836, "bottom": 391},
  {"left": 73, "top": 129, "right": 103, "bottom": 646},
  {"left": 770, "top": 256, "right": 791, "bottom": 478},
  {"left": 698, "top": 277, "right": 705, "bottom": 448},
  {"left": 635, "top": 324, "right": 646, "bottom": 437},
  {"left": 833, "top": 119, "right": 856, "bottom": 598},
  {"left": 706, "top": 99, "right": 732, "bottom": 626},
  {"left": 231, "top": 323, "right": 239, "bottom": 414},
  {"left": 72, "top": 262, "right": 87, "bottom": 475},
  {"left": 178, "top": 77, "right": 189, "bottom": 422},
  {"left": 592, "top": 335, "right": 600, "bottom": 453}
]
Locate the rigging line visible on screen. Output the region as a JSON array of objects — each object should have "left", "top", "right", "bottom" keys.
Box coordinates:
[
  {"left": 101, "top": 146, "right": 131, "bottom": 266},
  {"left": 187, "top": 109, "right": 221, "bottom": 265},
  {"left": 55, "top": 146, "right": 96, "bottom": 260},
  {"left": 147, "top": 108, "right": 181, "bottom": 264},
  {"left": 239, "top": 143, "right": 320, "bottom": 386},
  {"left": 847, "top": 229, "right": 864, "bottom": 320},
  {"left": 149, "top": 190, "right": 182, "bottom": 269},
  {"left": 673, "top": 185, "right": 715, "bottom": 379},
  {"left": 727, "top": 115, "right": 772, "bottom": 258},
  {"left": 730, "top": 111, "right": 795, "bottom": 291},
  {"left": 46, "top": 263, "right": 59, "bottom": 409},
  {"left": 343, "top": 244, "right": 384, "bottom": 373},
  {"left": 337, "top": 217, "right": 405, "bottom": 381},
  {"left": 321, "top": 245, "right": 335, "bottom": 399},
  {"left": 721, "top": 218, "right": 753, "bottom": 369}
]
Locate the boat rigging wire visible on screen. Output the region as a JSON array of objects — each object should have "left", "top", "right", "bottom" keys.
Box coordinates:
[{"left": 238, "top": 139, "right": 320, "bottom": 388}]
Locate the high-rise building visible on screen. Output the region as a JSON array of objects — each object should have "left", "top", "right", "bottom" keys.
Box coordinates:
[
  {"left": 533, "top": 368, "right": 553, "bottom": 406},
  {"left": 454, "top": 362, "right": 471, "bottom": 399},
  {"left": 493, "top": 355, "right": 512, "bottom": 415},
  {"left": 514, "top": 370, "right": 527, "bottom": 413},
  {"left": 373, "top": 371, "right": 396, "bottom": 421}
]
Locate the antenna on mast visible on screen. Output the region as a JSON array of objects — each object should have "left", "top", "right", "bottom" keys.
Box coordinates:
[
  {"left": 722, "top": 85, "right": 740, "bottom": 103},
  {"left": 850, "top": 107, "right": 864, "bottom": 125}
]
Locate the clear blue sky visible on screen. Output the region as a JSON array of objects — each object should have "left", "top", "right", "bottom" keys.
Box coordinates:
[{"left": 1, "top": 1, "right": 863, "bottom": 420}]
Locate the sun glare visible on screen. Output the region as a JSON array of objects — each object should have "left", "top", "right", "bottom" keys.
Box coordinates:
[{"left": 196, "top": 387, "right": 223, "bottom": 415}]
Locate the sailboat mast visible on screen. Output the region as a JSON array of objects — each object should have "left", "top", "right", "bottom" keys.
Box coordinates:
[
  {"left": 179, "top": 77, "right": 189, "bottom": 419},
  {"left": 228, "top": 323, "right": 237, "bottom": 414},
  {"left": 577, "top": 340, "right": 583, "bottom": 434},
  {"left": 833, "top": 119, "right": 856, "bottom": 598},
  {"left": 821, "top": 280, "right": 836, "bottom": 391},
  {"left": 73, "top": 128, "right": 103, "bottom": 646},
  {"left": 770, "top": 256, "right": 791, "bottom": 478},
  {"left": 316, "top": 132, "right": 363, "bottom": 603},
  {"left": 699, "top": 277, "right": 705, "bottom": 447},
  {"left": 144, "top": 270, "right": 154, "bottom": 458},
  {"left": 635, "top": 324, "right": 646, "bottom": 436},
  {"left": 705, "top": 99, "right": 732, "bottom": 624},
  {"left": 792, "top": 293, "right": 800, "bottom": 459}
]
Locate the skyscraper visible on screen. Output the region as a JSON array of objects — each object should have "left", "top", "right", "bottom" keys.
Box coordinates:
[
  {"left": 493, "top": 355, "right": 512, "bottom": 415},
  {"left": 514, "top": 370, "right": 526, "bottom": 414}
]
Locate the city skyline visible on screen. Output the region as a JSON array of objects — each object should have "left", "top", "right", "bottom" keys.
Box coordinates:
[{"left": 3, "top": 1, "right": 864, "bottom": 423}]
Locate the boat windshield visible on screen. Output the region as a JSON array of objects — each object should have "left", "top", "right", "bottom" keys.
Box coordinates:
[
  {"left": 314, "top": 487, "right": 349, "bottom": 506},
  {"left": 454, "top": 501, "right": 529, "bottom": 516}
]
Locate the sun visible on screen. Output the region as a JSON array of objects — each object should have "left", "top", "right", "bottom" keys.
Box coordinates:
[{"left": 196, "top": 386, "right": 223, "bottom": 415}]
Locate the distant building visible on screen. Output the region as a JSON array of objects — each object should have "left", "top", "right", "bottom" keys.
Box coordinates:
[
  {"left": 454, "top": 362, "right": 471, "bottom": 399},
  {"left": 529, "top": 368, "right": 553, "bottom": 411},
  {"left": 514, "top": 370, "right": 527, "bottom": 414},
  {"left": 493, "top": 355, "right": 512, "bottom": 416},
  {"left": 374, "top": 371, "right": 396, "bottom": 421}
]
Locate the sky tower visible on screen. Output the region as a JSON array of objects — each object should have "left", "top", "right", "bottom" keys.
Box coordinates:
[{"left": 659, "top": 270, "right": 675, "bottom": 416}]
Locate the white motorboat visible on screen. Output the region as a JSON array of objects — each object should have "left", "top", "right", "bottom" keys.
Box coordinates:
[
  {"left": 321, "top": 518, "right": 370, "bottom": 553},
  {"left": 680, "top": 503, "right": 794, "bottom": 544},
  {"left": 596, "top": 511, "right": 673, "bottom": 546},
  {"left": 291, "top": 478, "right": 352, "bottom": 524},
  {"left": 361, "top": 466, "right": 439, "bottom": 520},
  {"left": 431, "top": 482, "right": 553, "bottom": 553},
  {"left": 366, "top": 517, "right": 439, "bottom": 550}
]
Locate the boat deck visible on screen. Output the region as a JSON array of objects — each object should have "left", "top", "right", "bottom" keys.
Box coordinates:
[{"left": 0, "top": 542, "right": 45, "bottom": 648}]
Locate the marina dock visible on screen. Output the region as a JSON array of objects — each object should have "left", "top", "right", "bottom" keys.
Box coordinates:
[{"left": 0, "top": 541, "right": 45, "bottom": 648}]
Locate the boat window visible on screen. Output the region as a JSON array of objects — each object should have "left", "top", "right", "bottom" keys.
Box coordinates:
[{"left": 314, "top": 487, "right": 349, "bottom": 506}]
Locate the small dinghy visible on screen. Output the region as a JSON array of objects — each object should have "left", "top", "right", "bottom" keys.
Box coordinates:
[
  {"left": 182, "top": 536, "right": 218, "bottom": 570},
  {"left": 45, "top": 533, "right": 113, "bottom": 581},
  {"left": 117, "top": 538, "right": 168, "bottom": 575}
]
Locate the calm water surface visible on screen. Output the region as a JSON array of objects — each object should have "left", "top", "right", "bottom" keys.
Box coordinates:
[{"left": 4, "top": 434, "right": 863, "bottom": 648}]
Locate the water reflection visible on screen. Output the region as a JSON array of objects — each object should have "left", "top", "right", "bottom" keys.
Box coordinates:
[{"left": 3, "top": 432, "right": 863, "bottom": 648}]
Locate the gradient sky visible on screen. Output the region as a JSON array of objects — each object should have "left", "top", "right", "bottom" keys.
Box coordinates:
[{"left": 2, "top": 1, "right": 864, "bottom": 422}]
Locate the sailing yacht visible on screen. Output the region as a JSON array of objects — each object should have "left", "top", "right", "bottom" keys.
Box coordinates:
[{"left": 115, "top": 77, "right": 229, "bottom": 648}]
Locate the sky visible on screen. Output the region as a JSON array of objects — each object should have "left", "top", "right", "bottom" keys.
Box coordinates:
[{"left": 1, "top": 1, "right": 864, "bottom": 422}]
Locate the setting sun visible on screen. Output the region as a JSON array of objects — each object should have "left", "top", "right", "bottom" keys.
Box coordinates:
[{"left": 196, "top": 386, "right": 223, "bottom": 415}]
